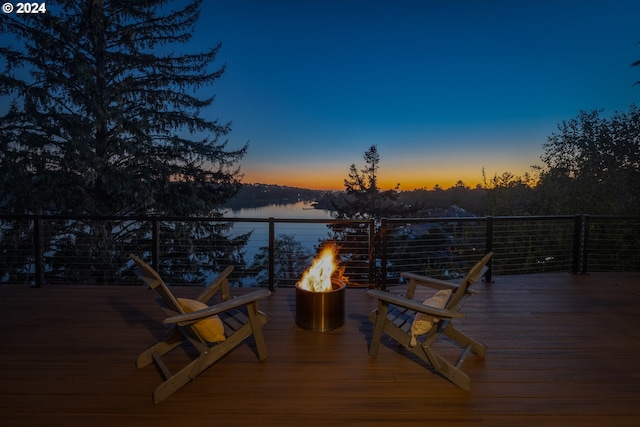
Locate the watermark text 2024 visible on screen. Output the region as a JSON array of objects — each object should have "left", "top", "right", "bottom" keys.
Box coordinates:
[{"left": 2, "top": 3, "right": 47, "bottom": 14}]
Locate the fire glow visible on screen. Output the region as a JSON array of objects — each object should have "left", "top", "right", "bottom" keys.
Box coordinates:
[{"left": 297, "top": 245, "right": 343, "bottom": 293}]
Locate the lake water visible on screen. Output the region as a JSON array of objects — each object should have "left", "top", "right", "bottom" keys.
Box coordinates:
[
  {"left": 223, "top": 201, "right": 335, "bottom": 266},
  {"left": 224, "top": 200, "right": 333, "bottom": 220}
]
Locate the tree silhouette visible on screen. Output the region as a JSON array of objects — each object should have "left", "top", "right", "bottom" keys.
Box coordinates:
[
  {"left": 328, "top": 145, "right": 408, "bottom": 285},
  {"left": 249, "top": 234, "right": 313, "bottom": 286},
  {"left": 0, "top": 0, "right": 249, "bottom": 283},
  {"left": 334, "top": 145, "right": 401, "bottom": 220},
  {"left": 0, "top": 0, "right": 245, "bottom": 216},
  {"left": 537, "top": 107, "right": 640, "bottom": 215}
]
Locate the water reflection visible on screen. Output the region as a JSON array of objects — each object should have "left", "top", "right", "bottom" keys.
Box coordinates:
[
  {"left": 223, "top": 201, "right": 335, "bottom": 281},
  {"left": 224, "top": 200, "right": 333, "bottom": 220}
]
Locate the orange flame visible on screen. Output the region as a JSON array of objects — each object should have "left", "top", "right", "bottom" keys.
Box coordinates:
[{"left": 298, "top": 245, "right": 343, "bottom": 292}]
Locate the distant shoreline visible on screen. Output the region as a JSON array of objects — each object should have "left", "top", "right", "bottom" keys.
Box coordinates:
[{"left": 223, "top": 183, "right": 335, "bottom": 210}]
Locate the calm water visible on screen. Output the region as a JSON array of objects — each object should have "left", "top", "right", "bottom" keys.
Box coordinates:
[
  {"left": 223, "top": 201, "right": 335, "bottom": 274},
  {"left": 224, "top": 200, "right": 333, "bottom": 220}
]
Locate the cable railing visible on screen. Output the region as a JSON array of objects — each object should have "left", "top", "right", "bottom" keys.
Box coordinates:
[
  {"left": 1, "top": 214, "right": 638, "bottom": 289},
  {"left": 582, "top": 216, "right": 640, "bottom": 273}
]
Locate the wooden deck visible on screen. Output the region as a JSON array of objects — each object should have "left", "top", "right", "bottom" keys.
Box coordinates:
[{"left": 2, "top": 272, "right": 640, "bottom": 426}]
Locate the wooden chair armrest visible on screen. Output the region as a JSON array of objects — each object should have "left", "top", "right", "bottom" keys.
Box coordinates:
[
  {"left": 401, "top": 272, "right": 461, "bottom": 291},
  {"left": 195, "top": 265, "right": 234, "bottom": 303},
  {"left": 399, "top": 273, "right": 479, "bottom": 299},
  {"left": 367, "top": 289, "right": 464, "bottom": 319},
  {"left": 400, "top": 272, "right": 463, "bottom": 299},
  {"left": 164, "top": 289, "right": 270, "bottom": 326}
]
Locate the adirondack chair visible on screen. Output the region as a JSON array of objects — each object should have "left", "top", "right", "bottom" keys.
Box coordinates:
[
  {"left": 367, "top": 252, "right": 493, "bottom": 390},
  {"left": 130, "top": 254, "right": 270, "bottom": 403}
]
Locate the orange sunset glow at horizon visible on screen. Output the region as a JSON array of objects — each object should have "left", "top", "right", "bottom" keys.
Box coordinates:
[
  {"left": 236, "top": 129, "right": 545, "bottom": 191},
  {"left": 240, "top": 168, "right": 530, "bottom": 192}
]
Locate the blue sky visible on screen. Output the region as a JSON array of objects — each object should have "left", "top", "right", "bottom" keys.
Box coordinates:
[
  {"left": 1, "top": 1, "right": 638, "bottom": 190},
  {"left": 193, "top": 0, "right": 640, "bottom": 190}
]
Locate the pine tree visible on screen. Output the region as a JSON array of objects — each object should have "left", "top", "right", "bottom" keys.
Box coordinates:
[
  {"left": 329, "top": 145, "right": 405, "bottom": 285},
  {"left": 335, "top": 145, "right": 400, "bottom": 220},
  {"left": 0, "top": 0, "right": 249, "bottom": 283},
  {"left": 0, "top": 0, "right": 245, "bottom": 216}
]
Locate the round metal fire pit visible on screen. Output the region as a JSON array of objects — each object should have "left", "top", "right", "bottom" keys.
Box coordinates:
[{"left": 295, "top": 279, "right": 346, "bottom": 332}]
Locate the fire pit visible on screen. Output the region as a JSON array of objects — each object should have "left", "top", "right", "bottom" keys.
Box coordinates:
[
  {"left": 295, "top": 246, "right": 346, "bottom": 332},
  {"left": 296, "top": 278, "right": 345, "bottom": 331}
]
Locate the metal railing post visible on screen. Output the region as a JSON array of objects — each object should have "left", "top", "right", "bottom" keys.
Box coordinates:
[
  {"left": 380, "top": 218, "right": 388, "bottom": 290},
  {"left": 572, "top": 215, "right": 580, "bottom": 274},
  {"left": 485, "top": 216, "right": 493, "bottom": 283},
  {"left": 268, "top": 218, "right": 275, "bottom": 291},
  {"left": 368, "top": 219, "right": 375, "bottom": 286},
  {"left": 572, "top": 214, "right": 588, "bottom": 274},
  {"left": 582, "top": 215, "right": 590, "bottom": 274},
  {"left": 151, "top": 218, "right": 160, "bottom": 268},
  {"left": 33, "top": 215, "right": 45, "bottom": 288}
]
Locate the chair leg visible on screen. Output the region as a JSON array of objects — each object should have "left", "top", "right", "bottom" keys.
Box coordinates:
[
  {"left": 152, "top": 315, "right": 269, "bottom": 403},
  {"left": 247, "top": 303, "right": 268, "bottom": 360},
  {"left": 416, "top": 343, "right": 471, "bottom": 391},
  {"left": 442, "top": 325, "right": 487, "bottom": 359},
  {"left": 153, "top": 356, "right": 202, "bottom": 403},
  {"left": 137, "top": 327, "right": 184, "bottom": 368},
  {"left": 152, "top": 341, "right": 234, "bottom": 403},
  {"left": 369, "top": 302, "right": 389, "bottom": 357}
]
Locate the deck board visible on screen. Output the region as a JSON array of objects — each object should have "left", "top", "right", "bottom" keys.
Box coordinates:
[{"left": 1, "top": 272, "right": 640, "bottom": 426}]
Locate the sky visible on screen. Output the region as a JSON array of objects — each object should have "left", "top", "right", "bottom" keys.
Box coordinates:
[
  {"left": 189, "top": 0, "right": 640, "bottom": 191},
  {"left": 1, "top": 1, "right": 638, "bottom": 191}
]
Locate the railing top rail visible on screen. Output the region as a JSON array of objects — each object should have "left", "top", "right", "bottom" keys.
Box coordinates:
[
  {"left": 490, "top": 215, "right": 577, "bottom": 221},
  {"left": 2, "top": 213, "right": 639, "bottom": 222},
  {"left": 0, "top": 213, "right": 370, "bottom": 225},
  {"left": 383, "top": 215, "right": 577, "bottom": 224}
]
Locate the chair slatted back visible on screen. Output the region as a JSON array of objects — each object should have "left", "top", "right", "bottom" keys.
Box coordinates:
[
  {"left": 130, "top": 254, "right": 183, "bottom": 315},
  {"left": 446, "top": 251, "right": 493, "bottom": 310}
]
